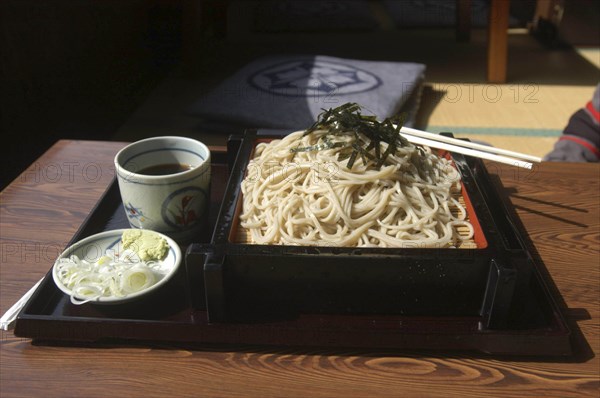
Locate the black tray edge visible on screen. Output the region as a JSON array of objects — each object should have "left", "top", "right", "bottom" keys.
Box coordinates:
[{"left": 12, "top": 142, "right": 576, "bottom": 358}]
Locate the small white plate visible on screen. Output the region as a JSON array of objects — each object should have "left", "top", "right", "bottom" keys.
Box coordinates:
[{"left": 52, "top": 229, "right": 181, "bottom": 304}]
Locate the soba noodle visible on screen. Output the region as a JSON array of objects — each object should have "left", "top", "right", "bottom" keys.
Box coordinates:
[{"left": 240, "top": 130, "right": 474, "bottom": 248}]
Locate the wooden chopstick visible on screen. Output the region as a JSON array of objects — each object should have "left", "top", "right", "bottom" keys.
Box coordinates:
[
  {"left": 399, "top": 133, "right": 534, "bottom": 169},
  {"left": 399, "top": 126, "right": 543, "bottom": 163}
]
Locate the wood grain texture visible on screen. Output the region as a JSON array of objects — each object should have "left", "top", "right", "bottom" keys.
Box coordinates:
[
  {"left": 487, "top": 0, "right": 510, "bottom": 83},
  {"left": 1, "top": 140, "right": 599, "bottom": 398}
]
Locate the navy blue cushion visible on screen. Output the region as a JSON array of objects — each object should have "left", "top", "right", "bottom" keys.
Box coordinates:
[{"left": 187, "top": 55, "right": 426, "bottom": 132}]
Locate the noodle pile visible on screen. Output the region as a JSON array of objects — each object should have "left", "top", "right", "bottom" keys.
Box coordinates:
[{"left": 240, "top": 130, "right": 474, "bottom": 248}]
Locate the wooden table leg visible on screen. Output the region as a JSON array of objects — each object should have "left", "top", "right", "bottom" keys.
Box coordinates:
[{"left": 487, "top": 0, "right": 510, "bottom": 83}]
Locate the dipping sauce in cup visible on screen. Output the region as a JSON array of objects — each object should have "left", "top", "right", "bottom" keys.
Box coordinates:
[{"left": 114, "top": 136, "right": 211, "bottom": 243}]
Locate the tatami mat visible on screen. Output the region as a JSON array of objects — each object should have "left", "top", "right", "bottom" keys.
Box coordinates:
[
  {"left": 421, "top": 83, "right": 597, "bottom": 158},
  {"left": 576, "top": 48, "right": 600, "bottom": 68},
  {"left": 423, "top": 84, "right": 594, "bottom": 130}
]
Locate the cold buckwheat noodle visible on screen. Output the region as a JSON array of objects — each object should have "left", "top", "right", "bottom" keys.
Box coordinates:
[{"left": 240, "top": 130, "right": 474, "bottom": 247}]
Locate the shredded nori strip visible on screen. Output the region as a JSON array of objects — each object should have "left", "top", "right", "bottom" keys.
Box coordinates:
[{"left": 293, "top": 103, "right": 409, "bottom": 169}]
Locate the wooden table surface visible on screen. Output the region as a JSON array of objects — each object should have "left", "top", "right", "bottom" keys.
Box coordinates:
[{"left": 1, "top": 140, "right": 599, "bottom": 397}]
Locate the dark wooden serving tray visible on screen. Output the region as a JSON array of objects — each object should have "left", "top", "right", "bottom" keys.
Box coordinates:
[{"left": 14, "top": 139, "right": 572, "bottom": 356}]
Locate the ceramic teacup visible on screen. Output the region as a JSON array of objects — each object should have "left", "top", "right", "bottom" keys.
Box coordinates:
[{"left": 114, "top": 136, "right": 211, "bottom": 243}]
